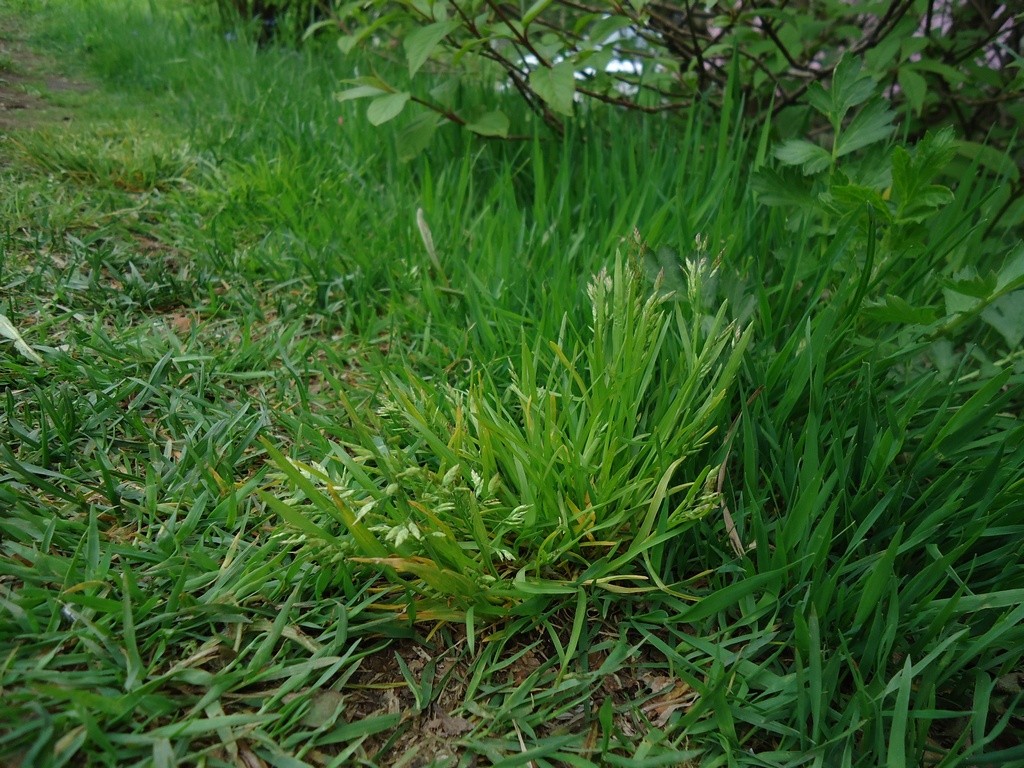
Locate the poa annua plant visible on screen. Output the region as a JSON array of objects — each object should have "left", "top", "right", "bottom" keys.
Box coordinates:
[{"left": 263, "top": 248, "right": 751, "bottom": 621}]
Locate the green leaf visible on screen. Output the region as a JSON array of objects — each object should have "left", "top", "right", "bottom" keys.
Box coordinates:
[
  {"left": 260, "top": 438, "right": 388, "bottom": 557},
  {"left": 862, "top": 295, "right": 938, "bottom": 325},
  {"left": 887, "top": 656, "right": 913, "bottom": 768},
  {"left": 896, "top": 184, "right": 953, "bottom": 222},
  {"left": 957, "top": 140, "right": 1021, "bottom": 182},
  {"left": 367, "top": 92, "right": 411, "bottom": 125},
  {"left": 898, "top": 67, "right": 927, "bottom": 115},
  {"left": 912, "top": 59, "right": 967, "bottom": 85},
  {"left": 257, "top": 490, "right": 346, "bottom": 548},
  {"left": 522, "top": 0, "right": 555, "bottom": 26},
  {"left": 529, "top": 60, "right": 576, "bottom": 117},
  {"left": 751, "top": 167, "right": 815, "bottom": 208},
  {"left": 815, "top": 55, "right": 876, "bottom": 128},
  {"left": 836, "top": 99, "right": 895, "bottom": 157},
  {"left": 995, "top": 249, "right": 1024, "bottom": 291},
  {"left": 351, "top": 556, "right": 481, "bottom": 598},
  {"left": 404, "top": 20, "right": 461, "bottom": 77},
  {"left": 935, "top": 368, "right": 1012, "bottom": 449},
  {"left": 827, "top": 183, "right": 889, "bottom": 217},
  {"left": 338, "top": 74, "right": 393, "bottom": 92},
  {"left": 944, "top": 288, "right": 981, "bottom": 316},
  {"left": 678, "top": 569, "right": 788, "bottom": 624},
  {"left": 891, "top": 132, "right": 957, "bottom": 222},
  {"left": 397, "top": 112, "right": 442, "bottom": 161},
  {"left": 853, "top": 526, "right": 903, "bottom": 629},
  {"left": 429, "top": 77, "right": 460, "bottom": 108},
  {"left": 334, "top": 84, "right": 387, "bottom": 103},
  {"left": 465, "top": 110, "right": 509, "bottom": 137},
  {"left": 774, "top": 139, "right": 832, "bottom": 174},
  {"left": 941, "top": 271, "right": 998, "bottom": 300},
  {"left": 337, "top": 34, "right": 361, "bottom": 54},
  {"left": 588, "top": 14, "right": 633, "bottom": 44},
  {"left": 981, "top": 291, "right": 1024, "bottom": 348},
  {"left": 804, "top": 82, "right": 833, "bottom": 122},
  {"left": 833, "top": 56, "right": 877, "bottom": 110}
]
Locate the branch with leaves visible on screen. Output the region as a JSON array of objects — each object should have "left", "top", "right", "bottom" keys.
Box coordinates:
[{"left": 328, "top": 0, "right": 1022, "bottom": 183}]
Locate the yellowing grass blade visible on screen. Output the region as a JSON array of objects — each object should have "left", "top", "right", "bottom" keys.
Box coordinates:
[{"left": 0, "top": 313, "right": 44, "bottom": 365}]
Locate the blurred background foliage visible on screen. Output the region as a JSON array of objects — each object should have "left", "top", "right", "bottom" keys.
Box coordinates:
[{"left": 205, "top": 1, "right": 1022, "bottom": 189}]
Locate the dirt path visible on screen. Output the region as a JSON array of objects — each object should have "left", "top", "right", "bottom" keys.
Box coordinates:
[{"left": 0, "top": 15, "right": 93, "bottom": 134}]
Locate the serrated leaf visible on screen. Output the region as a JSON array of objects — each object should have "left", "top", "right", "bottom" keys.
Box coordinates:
[
  {"left": 529, "top": 60, "right": 576, "bottom": 117},
  {"left": 942, "top": 266, "right": 997, "bottom": 316},
  {"left": 828, "top": 56, "right": 877, "bottom": 126},
  {"left": 836, "top": 99, "right": 895, "bottom": 157},
  {"left": 863, "top": 295, "right": 938, "bottom": 324},
  {"left": 827, "top": 183, "right": 890, "bottom": 218},
  {"left": 404, "top": 20, "right": 461, "bottom": 77},
  {"left": 804, "top": 81, "right": 833, "bottom": 121},
  {"left": 891, "top": 131, "right": 957, "bottom": 221},
  {"left": 898, "top": 67, "right": 927, "bottom": 115},
  {"left": 366, "top": 92, "right": 411, "bottom": 125},
  {"left": 774, "top": 139, "right": 832, "bottom": 174},
  {"left": 898, "top": 185, "right": 954, "bottom": 222},
  {"left": 466, "top": 110, "right": 509, "bottom": 137},
  {"left": 751, "top": 167, "right": 815, "bottom": 207},
  {"left": 941, "top": 271, "right": 998, "bottom": 300},
  {"left": 913, "top": 128, "right": 958, "bottom": 175}
]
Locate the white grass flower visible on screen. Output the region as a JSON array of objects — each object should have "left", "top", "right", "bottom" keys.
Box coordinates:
[
  {"left": 442, "top": 464, "right": 461, "bottom": 487},
  {"left": 378, "top": 521, "right": 422, "bottom": 548}
]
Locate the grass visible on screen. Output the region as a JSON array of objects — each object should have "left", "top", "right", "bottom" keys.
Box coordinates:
[{"left": 1, "top": 1, "right": 1022, "bottom": 766}]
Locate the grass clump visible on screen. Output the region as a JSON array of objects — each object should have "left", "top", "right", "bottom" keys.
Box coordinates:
[
  {"left": 0, "top": 1, "right": 1022, "bottom": 766},
  {"left": 262, "top": 251, "right": 750, "bottom": 622}
]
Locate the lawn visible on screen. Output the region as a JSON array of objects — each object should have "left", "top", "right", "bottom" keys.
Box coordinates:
[{"left": 1, "top": 1, "right": 1022, "bottom": 766}]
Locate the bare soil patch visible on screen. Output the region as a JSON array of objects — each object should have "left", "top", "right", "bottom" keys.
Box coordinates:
[{"left": 0, "top": 20, "right": 93, "bottom": 134}]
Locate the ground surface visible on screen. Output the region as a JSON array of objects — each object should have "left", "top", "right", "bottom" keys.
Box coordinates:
[
  {"left": 0, "top": 19, "right": 91, "bottom": 134},
  {"left": 2, "top": 5, "right": 1022, "bottom": 766},
  {"left": 0, "top": 18, "right": 695, "bottom": 767}
]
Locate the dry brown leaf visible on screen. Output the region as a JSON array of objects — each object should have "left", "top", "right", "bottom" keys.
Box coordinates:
[
  {"left": 641, "top": 679, "right": 699, "bottom": 727},
  {"left": 237, "top": 742, "right": 267, "bottom": 768}
]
